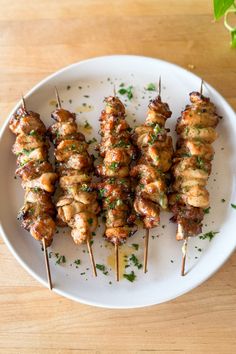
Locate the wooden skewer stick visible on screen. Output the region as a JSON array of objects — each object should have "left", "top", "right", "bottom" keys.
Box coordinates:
[
  {"left": 200, "top": 79, "right": 204, "bottom": 95},
  {"left": 115, "top": 243, "right": 119, "bottom": 281},
  {"left": 181, "top": 237, "right": 188, "bottom": 276},
  {"left": 21, "top": 95, "right": 26, "bottom": 110},
  {"left": 158, "top": 76, "right": 162, "bottom": 96},
  {"left": 21, "top": 95, "right": 53, "bottom": 289},
  {"left": 87, "top": 239, "right": 97, "bottom": 277},
  {"left": 144, "top": 228, "right": 149, "bottom": 273},
  {"left": 42, "top": 238, "right": 53, "bottom": 290},
  {"left": 113, "top": 85, "right": 117, "bottom": 97},
  {"left": 55, "top": 86, "right": 62, "bottom": 109},
  {"left": 55, "top": 87, "right": 97, "bottom": 277}
]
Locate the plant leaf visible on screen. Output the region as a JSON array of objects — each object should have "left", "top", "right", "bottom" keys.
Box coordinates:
[
  {"left": 231, "top": 29, "right": 236, "bottom": 47},
  {"left": 214, "top": 0, "right": 234, "bottom": 20}
]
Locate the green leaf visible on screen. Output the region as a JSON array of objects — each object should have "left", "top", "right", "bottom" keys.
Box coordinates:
[
  {"left": 231, "top": 29, "right": 236, "bottom": 47},
  {"left": 231, "top": 203, "right": 236, "bottom": 209},
  {"left": 123, "top": 271, "right": 136, "bottom": 282},
  {"left": 199, "top": 231, "right": 219, "bottom": 241},
  {"left": 145, "top": 83, "right": 156, "bottom": 91},
  {"left": 118, "top": 88, "right": 127, "bottom": 95},
  {"left": 214, "top": 0, "right": 234, "bottom": 20}
]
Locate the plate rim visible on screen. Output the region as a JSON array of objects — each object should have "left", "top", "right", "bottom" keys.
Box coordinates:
[{"left": 0, "top": 54, "right": 236, "bottom": 309}]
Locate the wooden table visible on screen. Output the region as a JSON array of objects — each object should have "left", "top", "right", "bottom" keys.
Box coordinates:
[{"left": 0, "top": 1, "right": 235, "bottom": 353}]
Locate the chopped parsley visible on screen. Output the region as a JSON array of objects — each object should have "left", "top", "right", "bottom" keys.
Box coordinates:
[
  {"left": 98, "top": 188, "right": 105, "bottom": 198},
  {"left": 132, "top": 243, "right": 139, "bottom": 251},
  {"left": 231, "top": 203, "right": 236, "bottom": 209},
  {"left": 29, "top": 130, "right": 37, "bottom": 136},
  {"left": 22, "top": 148, "right": 34, "bottom": 156},
  {"left": 199, "top": 231, "right": 219, "bottom": 241},
  {"left": 96, "top": 263, "right": 109, "bottom": 275},
  {"left": 87, "top": 218, "right": 93, "bottom": 225},
  {"left": 203, "top": 207, "right": 211, "bottom": 214},
  {"left": 145, "top": 83, "right": 156, "bottom": 91},
  {"left": 129, "top": 254, "right": 142, "bottom": 269},
  {"left": 74, "top": 259, "right": 81, "bottom": 265},
  {"left": 109, "top": 162, "right": 119, "bottom": 170},
  {"left": 118, "top": 85, "right": 133, "bottom": 100},
  {"left": 55, "top": 254, "right": 66, "bottom": 265},
  {"left": 123, "top": 271, "right": 136, "bottom": 282},
  {"left": 84, "top": 120, "right": 91, "bottom": 129}
]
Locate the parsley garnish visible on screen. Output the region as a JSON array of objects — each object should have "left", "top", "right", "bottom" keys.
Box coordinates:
[
  {"left": 129, "top": 254, "right": 142, "bottom": 269},
  {"left": 109, "top": 162, "right": 119, "bottom": 170},
  {"left": 87, "top": 218, "right": 93, "bottom": 225},
  {"left": 145, "top": 83, "right": 156, "bottom": 91},
  {"left": 199, "top": 231, "right": 219, "bottom": 241},
  {"left": 74, "top": 259, "right": 81, "bottom": 265},
  {"left": 203, "top": 207, "right": 211, "bottom": 214},
  {"left": 96, "top": 264, "right": 109, "bottom": 275},
  {"left": 55, "top": 254, "right": 66, "bottom": 265},
  {"left": 118, "top": 85, "right": 133, "bottom": 100},
  {"left": 29, "top": 130, "right": 37, "bottom": 136},
  {"left": 123, "top": 271, "right": 136, "bottom": 282},
  {"left": 231, "top": 203, "right": 236, "bottom": 209},
  {"left": 132, "top": 243, "right": 139, "bottom": 251},
  {"left": 84, "top": 120, "right": 91, "bottom": 129}
]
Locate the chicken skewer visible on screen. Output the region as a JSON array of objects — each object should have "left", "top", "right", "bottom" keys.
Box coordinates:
[
  {"left": 9, "top": 96, "right": 58, "bottom": 290},
  {"left": 131, "top": 78, "right": 173, "bottom": 272},
  {"left": 169, "top": 81, "right": 220, "bottom": 276},
  {"left": 48, "top": 88, "right": 98, "bottom": 276},
  {"left": 97, "top": 95, "right": 137, "bottom": 281}
]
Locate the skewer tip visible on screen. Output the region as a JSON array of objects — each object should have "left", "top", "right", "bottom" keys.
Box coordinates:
[
  {"left": 181, "top": 238, "right": 188, "bottom": 276},
  {"left": 21, "top": 95, "right": 26, "bottom": 110},
  {"left": 87, "top": 238, "right": 97, "bottom": 277},
  {"left": 144, "top": 228, "right": 149, "bottom": 273},
  {"left": 200, "top": 79, "right": 204, "bottom": 95},
  {"left": 42, "top": 238, "right": 53, "bottom": 290},
  {"left": 158, "top": 76, "right": 162, "bottom": 97},
  {"left": 115, "top": 243, "right": 119, "bottom": 281},
  {"left": 54, "top": 86, "right": 62, "bottom": 108},
  {"left": 113, "top": 85, "right": 117, "bottom": 97}
]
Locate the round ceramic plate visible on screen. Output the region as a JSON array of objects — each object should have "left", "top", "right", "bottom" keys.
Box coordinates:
[{"left": 0, "top": 55, "right": 235, "bottom": 308}]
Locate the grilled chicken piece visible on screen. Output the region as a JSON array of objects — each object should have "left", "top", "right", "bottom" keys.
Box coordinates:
[
  {"left": 170, "top": 91, "right": 220, "bottom": 239},
  {"left": 48, "top": 107, "right": 99, "bottom": 245},
  {"left": 97, "top": 96, "right": 136, "bottom": 245},
  {"left": 10, "top": 105, "right": 57, "bottom": 247},
  {"left": 132, "top": 94, "right": 173, "bottom": 230}
]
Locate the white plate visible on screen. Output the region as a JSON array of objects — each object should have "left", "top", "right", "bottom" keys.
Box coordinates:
[{"left": 0, "top": 55, "right": 236, "bottom": 309}]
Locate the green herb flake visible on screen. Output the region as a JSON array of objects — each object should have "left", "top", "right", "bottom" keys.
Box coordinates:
[
  {"left": 87, "top": 218, "right": 93, "bottom": 225},
  {"left": 55, "top": 255, "right": 66, "bottom": 265},
  {"left": 145, "top": 83, "right": 156, "bottom": 91},
  {"left": 231, "top": 203, "right": 236, "bottom": 209},
  {"left": 132, "top": 243, "right": 139, "bottom": 251},
  {"left": 84, "top": 120, "right": 91, "bottom": 129},
  {"left": 96, "top": 263, "right": 108, "bottom": 275},
  {"left": 74, "top": 259, "right": 81, "bottom": 265},
  {"left": 129, "top": 254, "right": 142, "bottom": 269},
  {"left": 118, "top": 85, "right": 133, "bottom": 100},
  {"left": 109, "top": 162, "right": 119, "bottom": 170},
  {"left": 123, "top": 271, "right": 136, "bottom": 282},
  {"left": 29, "top": 130, "right": 37, "bottom": 136},
  {"left": 203, "top": 207, "right": 211, "bottom": 214},
  {"left": 199, "top": 231, "right": 219, "bottom": 241}
]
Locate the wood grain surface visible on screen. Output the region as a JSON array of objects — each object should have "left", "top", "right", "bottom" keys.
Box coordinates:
[{"left": 0, "top": 1, "right": 236, "bottom": 353}]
